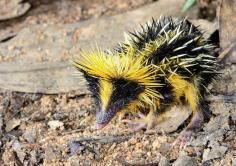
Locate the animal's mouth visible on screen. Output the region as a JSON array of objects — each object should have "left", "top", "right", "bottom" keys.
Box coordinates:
[
  {"left": 96, "top": 107, "right": 117, "bottom": 129},
  {"left": 96, "top": 122, "right": 108, "bottom": 129}
]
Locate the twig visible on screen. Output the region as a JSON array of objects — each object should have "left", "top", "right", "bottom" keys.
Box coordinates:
[
  {"left": 68, "top": 135, "right": 132, "bottom": 159},
  {"left": 71, "top": 134, "right": 133, "bottom": 144},
  {"left": 61, "top": 129, "right": 84, "bottom": 135},
  {"left": 206, "top": 94, "right": 236, "bottom": 103},
  {"left": 218, "top": 44, "right": 234, "bottom": 62},
  {"left": 116, "top": 158, "right": 159, "bottom": 166}
]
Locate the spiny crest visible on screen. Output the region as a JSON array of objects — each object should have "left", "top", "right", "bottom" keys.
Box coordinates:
[
  {"left": 121, "top": 17, "right": 190, "bottom": 53},
  {"left": 121, "top": 17, "right": 203, "bottom": 57},
  {"left": 121, "top": 17, "right": 218, "bottom": 78},
  {"left": 73, "top": 49, "right": 163, "bottom": 89},
  {"left": 73, "top": 49, "right": 164, "bottom": 107}
]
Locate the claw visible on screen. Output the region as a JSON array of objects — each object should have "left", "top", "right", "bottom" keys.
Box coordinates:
[
  {"left": 138, "top": 112, "right": 145, "bottom": 118},
  {"left": 122, "top": 111, "right": 156, "bottom": 132},
  {"left": 132, "top": 123, "right": 147, "bottom": 132},
  {"left": 172, "top": 130, "right": 194, "bottom": 149},
  {"left": 122, "top": 119, "right": 147, "bottom": 131},
  {"left": 172, "top": 110, "right": 203, "bottom": 149}
]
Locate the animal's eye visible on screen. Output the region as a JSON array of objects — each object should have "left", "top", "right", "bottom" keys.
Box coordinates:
[
  {"left": 113, "top": 79, "right": 144, "bottom": 100},
  {"left": 125, "top": 87, "right": 137, "bottom": 97},
  {"left": 127, "top": 86, "right": 144, "bottom": 98}
]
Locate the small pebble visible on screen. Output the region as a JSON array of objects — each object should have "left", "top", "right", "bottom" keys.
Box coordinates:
[
  {"left": 48, "top": 120, "right": 64, "bottom": 130},
  {"left": 172, "top": 156, "right": 199, "bottom": 166}
]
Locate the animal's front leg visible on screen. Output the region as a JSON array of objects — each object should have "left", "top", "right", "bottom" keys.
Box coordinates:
[{"left": 123, "top": 109, "right": 158, "bottom": 131}]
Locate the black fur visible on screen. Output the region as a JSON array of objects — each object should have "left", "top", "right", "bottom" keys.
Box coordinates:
[
  {"left": 108, "top": 78, "right": 144, "bottom": 108},
  {"left": 120, "top": 17, "right": 219, "bottom": 96},
  {"left": 83, "top": 73, "right": 100, "bottom": 99}
]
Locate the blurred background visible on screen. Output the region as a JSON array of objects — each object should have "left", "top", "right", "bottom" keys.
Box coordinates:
[{"left": 0, "top": 0, "right": 217, "bottom": 27}]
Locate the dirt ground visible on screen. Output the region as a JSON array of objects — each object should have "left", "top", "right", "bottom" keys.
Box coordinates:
[
  {"left": 0, "top": 0, "right": 153, "bottom": 32},
  {"left": 0, "top": 0, "right": 235, "bottom": 166}
]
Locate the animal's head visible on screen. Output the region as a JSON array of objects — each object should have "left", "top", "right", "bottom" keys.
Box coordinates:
[{"left": 73, "top": 49, "right": 162, "bottom": 129}]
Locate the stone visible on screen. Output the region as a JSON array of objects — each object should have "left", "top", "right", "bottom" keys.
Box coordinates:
[
  {"left": 12, "top": 140, "right": 22, "bottom": 151},
  {"left": 45, "top": 146, "right": 57, "bottom": 162},
  {"left": 0, "top": 30, "right": 16, "bottom": 43},
  {"left": 152, "top": 139, "right": 160, "bottom": 150},
  {"left": 12, "top": 140, "right": 26, "bottom": 163},
  {"left": 30, "top": 150, "right": 38, "bottom": 164},
  {"left": 159, "top": 143, "right": 171, "bottom": 155},
  {"left": 172, "top": 156, "right": 199, "bottom": 166},
  {"left": 5, "top": 118, "right": 21, "bottom": 132},
  {"left": 159, "top": 156, "right": 171, "bottom": 166},
  {"left": 204, "top": 115, "right": 230, "bottom": 132},
  {"left": 232, "top": 158, "right": 236, "bottom": 166},
  {"left": 22, "top": 130, "right": 36, "bottom": 143},
  {"left": 128, "top": 137, "right": 138, "bottom": 145},
  {"left": 0, "top": 0, "right": 31, "bottom": 21},
  {"left": 68, "top": 141, "right": 84, "bottom": 156},
  {"left": 48, "top": 120, "right": 64, "bottom": 130},
  {"left": 203, "top": 146, "right": 228, "bottom": 161}
]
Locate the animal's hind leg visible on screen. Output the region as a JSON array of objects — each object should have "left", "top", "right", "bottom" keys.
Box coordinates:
[
  {"left": 175, "top": 108, "right": 204, "bottom": 148},
  {"left": 174, "top": 82, "right": 204, "bottom": 148}
]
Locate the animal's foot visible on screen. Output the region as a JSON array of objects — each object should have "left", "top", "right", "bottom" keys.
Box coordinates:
[
  {"left": 122, "top": 111, "right": 156, "bottom": 132},
  {"left": 172, "top": 129, "right": 194, "bottom": 149},
  {"left": 173, "top": 110, "right": 204, "bottom": 149}
]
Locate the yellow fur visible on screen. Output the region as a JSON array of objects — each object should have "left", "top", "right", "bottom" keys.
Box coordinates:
[
  {"left": 74, "top": 50, "right": 158, "bottom": 84},
  {"left": 168, "top": 74, "right": 199, "bottom": 112},
  {"left": 100, "top": 79, "right": 113, "bottom": 111},
  {"left": 74, "top": 49, "right": 164, "bottom": 110},
  {"left": 74, "top": 49, "right": 201, "bottom": 114}
]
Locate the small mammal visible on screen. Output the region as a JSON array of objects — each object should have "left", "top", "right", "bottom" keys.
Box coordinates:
[{"left": 73, "top": 17, "right": 219, "bottom": 147}]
